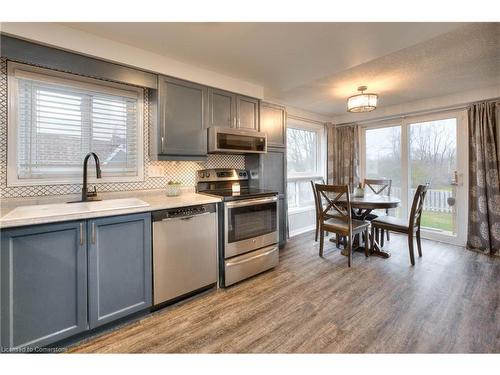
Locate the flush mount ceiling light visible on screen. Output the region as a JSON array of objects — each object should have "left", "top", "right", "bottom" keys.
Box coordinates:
[{"left": 347, "top": 86, "right": 378, "bottom": 113}]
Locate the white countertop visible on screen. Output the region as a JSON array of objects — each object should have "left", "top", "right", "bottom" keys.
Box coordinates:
[{"left": 0, "top": 189, "right": 221, "bottom": 229}]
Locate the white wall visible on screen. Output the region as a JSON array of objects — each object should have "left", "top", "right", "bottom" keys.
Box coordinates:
[
  {"left": 289, "top": 207, "right": 317, "bottom": 238},
  {"left": 264, "top": 99, "right": 331, "bottom": 124},
  {"left": 0, "top": 22, "right": 264, "bottom": 98}
]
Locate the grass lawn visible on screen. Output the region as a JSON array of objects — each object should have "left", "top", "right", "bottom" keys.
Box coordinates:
[{"left": 421, "top": 210, "right": 454, "bottom": 233}]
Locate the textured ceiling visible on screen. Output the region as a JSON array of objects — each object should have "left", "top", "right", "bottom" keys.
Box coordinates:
[
  {"left": 63, "top": 22, "right": 499, "bottom": 116},
  {"left": 279, "top": 23, "right": 500, "bottom": 115}
]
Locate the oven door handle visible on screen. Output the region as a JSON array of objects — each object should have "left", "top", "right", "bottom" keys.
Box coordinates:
[{"left": 225, "top": 196, "right": 278, "bottom": 208}]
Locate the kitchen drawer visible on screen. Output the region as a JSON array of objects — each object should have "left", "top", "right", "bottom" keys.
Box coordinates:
[{"left": 224, "top": 245, "right": 278, "bottom": 286}]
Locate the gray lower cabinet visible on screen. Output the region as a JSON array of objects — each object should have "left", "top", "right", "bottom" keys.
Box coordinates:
[
  {"left": 158, "top": 75, "right": 208, "bottom": 160},
  {"left": 246, "top": 146, "right": 288, "bottom": 247},
  {"left": 260, "top": 147, "right": 287, "bottom": 195},
  {"left": 88, "top": 213, "right": 152, "bottom": 329},
  {"left": 262, "top": 147, "right": 287, "bottom": 247},
  {"left": 0, "top": 212, "right": 152, "bottom": 351},
  {"left": 278, "top": 197, "right": 287, "bottom": 247},
  {"left": 1, "top": 221, "right": 87, "bottom": 351}
]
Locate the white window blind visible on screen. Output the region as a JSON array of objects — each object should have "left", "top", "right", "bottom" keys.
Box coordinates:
[{"left": 9, "top": 63, "right": 143, "bottom": 184}]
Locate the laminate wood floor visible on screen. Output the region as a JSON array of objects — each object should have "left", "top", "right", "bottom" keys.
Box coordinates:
[{"left": 68, "top": 232, "right": 500, "bottom": 353}]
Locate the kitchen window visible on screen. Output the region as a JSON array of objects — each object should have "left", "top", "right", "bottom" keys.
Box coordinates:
[
  {"left": 286, "top": 119, "right": 326, "bottom": 212},
  {"left": 7, "top": 62, "right": 144, "bottom": 186}
]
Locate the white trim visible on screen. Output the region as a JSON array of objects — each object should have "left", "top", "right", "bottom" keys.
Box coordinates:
[
  {"left": 287, "top": 175, "right": 324, "bottom": 182},
  {"left": 289, "top": 225, "right": 316, "bottom": 238},
  {"left": 288, "top": 204, "right": 316, "bottom": 215},
  {"left": 286, "top": 117, "right": 327, "bottom": 237},
  {"left": 287, "top": 118, "right": 327, "bottom": 180},
  {"left": 7, "top": 62, "right": 145, "bottom": 186}
]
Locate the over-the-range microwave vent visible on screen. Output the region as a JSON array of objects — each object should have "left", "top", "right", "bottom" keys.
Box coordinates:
[{"left": 207, "top": 127, "right": 267, "bottom": 154}]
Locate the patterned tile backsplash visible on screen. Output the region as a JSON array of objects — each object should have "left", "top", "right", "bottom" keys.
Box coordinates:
[{"left": 0, "top": 57, "right": 244, "bottom": 198}]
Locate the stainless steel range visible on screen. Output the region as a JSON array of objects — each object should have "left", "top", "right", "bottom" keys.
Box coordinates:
[{"left": 196, "top": 168, "right": 279, "bottom": 287}]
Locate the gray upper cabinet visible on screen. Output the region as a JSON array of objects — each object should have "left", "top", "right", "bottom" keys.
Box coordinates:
[
  {"left": 236, "top": 95, "right": 260, "bottom": 131},
  {"left": 209, "top": 89, "right": 260, "bottom": 131},
  {"left": 208, "top": 88, "right": 236, "bottom": 128},
  {"left": 158, "top": 76, "right": 208, "bottom": 160},
  {"left": 88, "top": 213, "right": 152, "bottom": 329},
  {"left": 260, "top": 102, "right": 286, "bottom": 148},
  {"left": 1, "top": 221, "right": 87, "bottom": 351}
]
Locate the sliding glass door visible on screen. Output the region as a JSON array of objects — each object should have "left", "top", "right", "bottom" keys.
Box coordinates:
[
  {"left": 409, "top": 118, "right": 457, "bottom": 236},
  {"left": 362, "top": 110, "right": 468, "bottom": 245},
  {"left": 364, "top": 125, "right": 402, "bottom": 218}
]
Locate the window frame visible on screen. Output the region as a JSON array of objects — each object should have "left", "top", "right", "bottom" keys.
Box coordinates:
[
  {"left": 286, "top": 118, "right": 326, "bottom": 212},
  {"left": 7, "top": 62, "right": 145, "bottom": 186}
]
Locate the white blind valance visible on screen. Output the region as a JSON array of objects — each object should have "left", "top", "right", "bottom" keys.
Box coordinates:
[{"left": 11, "top": 64, "right": 143, "bottom": 182}]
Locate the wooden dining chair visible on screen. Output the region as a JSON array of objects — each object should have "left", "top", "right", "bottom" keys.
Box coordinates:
[
  {"left": 311, "top": 179, "right": 330, "bottom": 242},
  {"left": 311, "top": 180, "right": 321, "bottom": 242},
  {"left": 363, "top": 178, "right": 392, "bottom": 246},
  {"left": 315, "top": 184, "right": 370, "bottom": 267},
  {"left": 370, "top": 184, "right": 429, "bottom": 266}
]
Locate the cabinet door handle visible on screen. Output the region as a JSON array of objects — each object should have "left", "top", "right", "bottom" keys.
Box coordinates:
[
  {"left": 79, "top": 222, "right": 84, "bottom": 245},
  {"left": 91, "top": 222, "right": 96, "bottom": 244}
]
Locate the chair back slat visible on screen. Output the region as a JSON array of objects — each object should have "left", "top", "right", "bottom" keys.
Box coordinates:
[
  {"left": 315, "top": 184, "right": 352, "bottom": 226},
  {"left": 409, "top": 184, "right": 429, "bottom": 228},
  {"left": 363, "top": 178, "right": 392, "bottom": 196}
]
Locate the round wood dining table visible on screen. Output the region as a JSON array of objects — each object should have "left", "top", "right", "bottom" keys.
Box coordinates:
[{"left": 329, "top": 194, "right": 401, "bottom": 258}]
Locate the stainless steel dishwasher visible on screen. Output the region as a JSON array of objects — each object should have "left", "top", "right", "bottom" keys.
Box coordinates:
[{"left": 152, "top": 203, "right": 217, "bottom": 306}]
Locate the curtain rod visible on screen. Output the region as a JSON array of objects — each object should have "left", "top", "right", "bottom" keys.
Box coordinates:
[{"left": 334, "top": 97, "right": 500, "bottom": 127}]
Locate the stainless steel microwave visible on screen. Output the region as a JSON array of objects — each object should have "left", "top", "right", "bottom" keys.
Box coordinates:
[{"left": 207, "top": 127, "right": 267, "bottom": 154}]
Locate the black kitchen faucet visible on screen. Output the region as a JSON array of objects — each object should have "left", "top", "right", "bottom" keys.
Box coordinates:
[{"left": 81, "top": 152, "right": 102, "bottom": 202}]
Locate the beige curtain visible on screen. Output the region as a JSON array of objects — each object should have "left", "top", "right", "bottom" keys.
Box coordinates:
[
  {"left": 467, "top": 102, "right": 500, "bottom": 256},
  {"left": 327, "top": 124, "right": 360, "bottom": 189}
]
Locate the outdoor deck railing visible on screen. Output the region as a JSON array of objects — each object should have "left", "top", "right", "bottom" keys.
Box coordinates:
[
  {"left": 288, "top": 181, "right": 454, "bottom": 214},
  {"left": 391, "top": 187, "right": 453, "bottom": 213}
]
